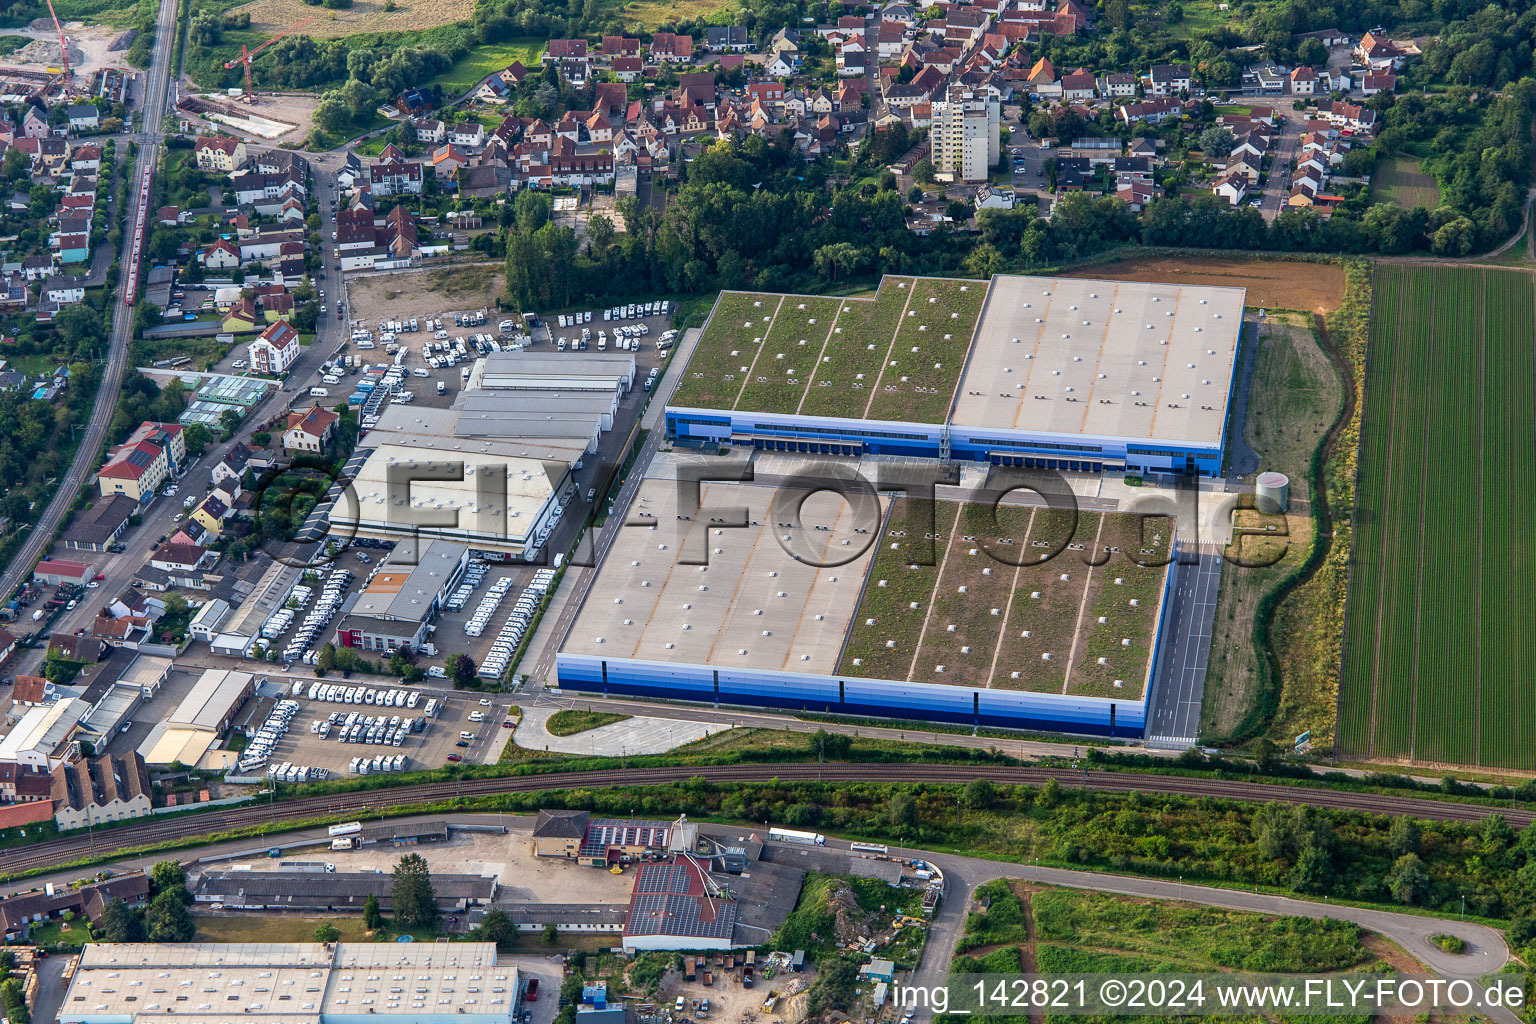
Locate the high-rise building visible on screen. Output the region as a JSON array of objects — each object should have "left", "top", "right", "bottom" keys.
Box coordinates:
[{"left": 930, "top": 84, "right": 1001, "bottom": 182}]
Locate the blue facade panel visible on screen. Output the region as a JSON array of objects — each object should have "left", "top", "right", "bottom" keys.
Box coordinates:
[
  {"left": 556, "top": 654, "right": 1145, "bottom": 739},
  {"left": 668, "top": 409, "right": 1224, "bottom": 477},
  {"left": 667, "top": 407, "right": 945, "bottom": 459}
]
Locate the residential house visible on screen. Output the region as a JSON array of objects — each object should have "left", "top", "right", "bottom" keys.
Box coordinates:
[
  {"left": 283, "top": 405, "right": 339, "bottom": 453},
  {"left": 195, "top": 134, "right": 247, "bottom": 173},
  {"left": 1097, "top": 72, "right": 1136, "bottom": 97},
  {"left": 190, "top": 495, "right": 229, "bottom": 538},
  {"left": 71, "top": 143, "right": 102, "bottom": 173},
  {"left": 545, "top": 38, "right": 589, "bottom": 61},
  {"left": 650, "top": 32, "right": 694, "bottom": 61},
  {"left": 1147, "top": 63, "right": 1191, "bottom": 95},
  {"left": 448, "top": 122, "right": 487, "bottom": 148},
  {"left": 246, "top": 320, "right": 302, "bottom": 374},
  {"left": 1354, "top": 31, "right": 1404, "bottom": 70},
  {"left": 1061, "top": 67, "right": 1096, "bottom": 101},
  {"left": 612, "top": 56, "right": 643, "bottom": 82},
  {"left": 1213, "top": 174, "right": 1248, "bottom": 205},
  {"left": 66, "top": 105, "right": 100, "bottom": 131},
  {"left": 1117, "top": 98, "right": 1184, "bottom": 124},
  {"left": 221, "top": 297, "right": 260, "bottom": 334},
  {"left": 43, "top": 275, "right": 85, "bottom": 305},
  {"left": 601, "top": 35, "right": 642, "bottom": 56},
  {"left": 706, "top": 26, "right": 752, "bottom": 51},
  {"left": 476, "top": 76, "right": 511, "bottom": 103},
  {"left": 1288, "top": 65, "right": 1318, "bottom": 94},
  {"left": 413, "top": 118, "right": 447, "bottom": 144},
  {"left": 202, "top": 237, "right": 239, "bottom": 269}
]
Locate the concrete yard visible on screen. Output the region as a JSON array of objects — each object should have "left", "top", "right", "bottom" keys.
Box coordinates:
[{"left": 515, "top": 704, "right": 720, "bottom": 755}]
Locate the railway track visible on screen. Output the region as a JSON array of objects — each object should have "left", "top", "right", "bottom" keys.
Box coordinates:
[{"left": 4, "top": 763, "right": 1527, "bottom": 881}]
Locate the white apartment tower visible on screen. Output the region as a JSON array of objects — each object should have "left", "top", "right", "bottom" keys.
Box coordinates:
[{"left": 930, "top": 84, "right": 1000, "bottom": 182}]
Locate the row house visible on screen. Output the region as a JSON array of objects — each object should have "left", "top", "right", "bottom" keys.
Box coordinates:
[
  {"left": 706, "top": 25, "right": 751, "bottom": 51},
  {"left": 1317, "top": 98, "right": 1376, "bottom": 132},
  {"left": 1118, "top": 98, "right": 1185, "bottom": 124},
  {"left": 651, "top": 32, "right": 694, "bottom": 61},
  {"left": 602, "top": 34, "right": 642, "bottom": 57}
]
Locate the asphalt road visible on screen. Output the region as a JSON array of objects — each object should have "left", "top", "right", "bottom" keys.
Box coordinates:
[
  {"left": 0, "top": 0, "right": 182, "bottom": 607},
  {"left": 1144, "top": 543, "right": 1222, "bottom": 747},
  {"left": 904, "top": 846, "right": 1512, "bottom": 1019}
]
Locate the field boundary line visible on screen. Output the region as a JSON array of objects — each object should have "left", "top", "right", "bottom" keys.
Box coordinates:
[
  {"left": 1060, "top": 514, "right": 1108, "bottom": 694},
  {"left": 1363, "top": 267, "right": 1405, "bottom": 757},
  {"left": 1406, "top": 271, "right": 1440, "bottom": 762},
  {"left": 729, "top": 295, "right": 786, "bottom": 410},
  {"left": 1474, "top": 269, "right": 1486, "bottom": 766},
  {"left": 984, "top": 510, "right": 1035, "bottom": 690},
  {"left": 795, "top": 298, "right": 852, "bottom": 416},
  {"left": 862, "top": 281, "right": 919, "bottom": 419}
]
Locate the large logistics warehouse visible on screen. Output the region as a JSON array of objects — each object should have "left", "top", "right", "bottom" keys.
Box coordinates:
[
  {"left": 665, "top": 274, "right": 1245, "bottom": 476},
  {"left": 556, "top": 471, "right": 1176, "bottom": 736},
  {"left": 59, "top": 943, "right": 518, "bottom": 1024}
]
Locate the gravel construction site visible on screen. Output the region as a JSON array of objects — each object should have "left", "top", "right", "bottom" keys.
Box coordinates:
[
  {"left": 178, "top": 91, "right": 321, "bottom": 140},
  {"left": 346, "top": 265, "right": 507, "bottom": 329},
  {"left": 4, "top": 22, "right": 134, "bottom": 77}
]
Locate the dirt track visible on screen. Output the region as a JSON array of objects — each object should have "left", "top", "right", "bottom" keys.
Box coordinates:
[{"left": 1067, "top": 257, "right": 1346, "bottom": 314}]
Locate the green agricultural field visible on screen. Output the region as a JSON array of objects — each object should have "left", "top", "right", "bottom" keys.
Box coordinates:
[
  {"left": 670, "top": 275, "right": 987, "bottom": 423},
  {"left": 1373, "top": 156, "right": 1442, "bottom": 211},
  {"left": 1338, "top": 264, "right": 1536, "bottom": 769},
  {"left": 838, "top": 499, "right": 1170, "bottom": 698}
]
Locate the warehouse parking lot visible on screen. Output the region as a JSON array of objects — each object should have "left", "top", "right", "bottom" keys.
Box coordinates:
[
  {"left": 427, "top": 562, "right": 553, "bottom": 678},
  {"left": 235, "top": 690, "right": 514, "bottom": 775}
]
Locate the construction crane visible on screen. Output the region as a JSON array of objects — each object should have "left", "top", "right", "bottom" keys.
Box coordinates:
[
  {"left": 223, "top": 17, "right": 314, "bottom": 104},
  {"left": 43, "top": 0, "right": 70, "bottom": 91}
]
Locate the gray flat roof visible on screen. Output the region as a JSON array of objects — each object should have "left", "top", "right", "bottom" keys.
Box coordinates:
[
  {"left": 359, "top": 405, "right": 591, "bottom": 464},
  {"left": 952, "top": 275, "right": 1244, "bottom": 448},
  {"left": 168, "top": 670, "right": 252, "bottom": 730},
  {"left": 560, "top": 476, "right": 880, "bottom": 673},
  {"left": 349, "top": 539, "right": 464, "bottom": 621}
]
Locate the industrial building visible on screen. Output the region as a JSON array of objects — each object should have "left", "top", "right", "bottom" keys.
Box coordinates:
[
  {"left": 136, "top": 669, "right": 253, "bottom": 768},
  {"left": 58, "top": 943, "right": 518, "bottom": 1024},
  {"left": 622, "top": 858, "right": 737, "bottom": 951},
  {"left": 48, "top": 751, "right": 153, "bottom": 830},
  {"left": 333, "top": 540, "right": 469, "bottom": 653},
  {"left": 1, "top": 872, "right": 150, "bottom": 942},
  {"left": 327, "top": 350, "right": 636, "bottom": 555},
  {"left": 556, "top": 473, "right": 1170, "bottom": 736},
  {"left": 666, "top": 274, "right": 1244, "bottom": 478},
  {"left": 193, "top": 869, "right": 498, "bottom": 912},
  {"left": 0, "top": 699, "right": 87, "bottom": 770}
]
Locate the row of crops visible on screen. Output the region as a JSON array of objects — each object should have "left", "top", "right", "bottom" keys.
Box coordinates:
[{"left": 1339, "top": 264, "right": 1536, "bottom": 769}]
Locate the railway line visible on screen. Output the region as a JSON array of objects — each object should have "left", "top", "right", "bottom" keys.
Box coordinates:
[{"left": 3, "top": 763, "right": 1528, "bottom": 881}]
